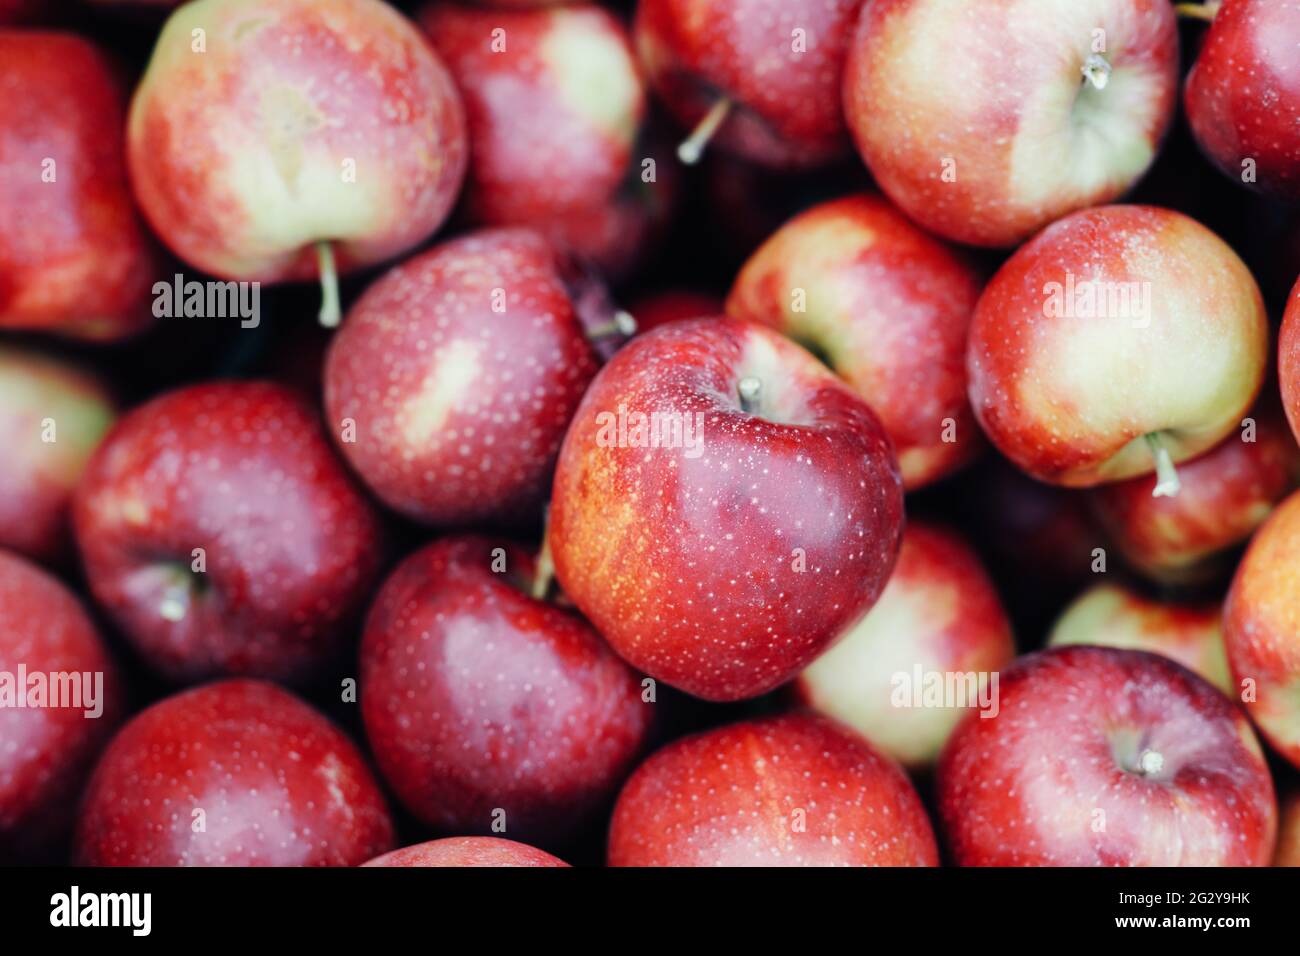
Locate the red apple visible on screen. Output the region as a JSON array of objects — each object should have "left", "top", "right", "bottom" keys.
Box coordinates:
[
  {"left": 794, "top": 522, "right": 1013, "bottom": 768},
  {"left": 1224, "top": 489, "right": 1300, "bottom": 768},
  {"left": 843, "top": 0, "right": 1179, "bottom": 247},
  {"left": 0, "top": 347, "right": 115, "bottom": 565},
  {"left": 1278, "top": 790, "right": 1300, "bottom": 866},
  {"left": 324, "top": 228, "right": 601, "bottom": 528},
  {"left": 727, "top": 193, "right": 984, "bottom": 490},
  {"left": 635, "top": 0, "right": 861, "bottom": 169},
  {"left": 0, "top": 31, "right": 160, "bottom": 341},
  {"left": 419, "top": 2, "right": 645, "bottom": 228},
  {"left": 1184, "top": 0, "right": 1300, "bottom": 199},
  {"left": 938, "top": 645, "right": 1276, "bottom": 866},
  {"left": 0, "top": 1, "right": 44, "bottom": 23},
  {"left": 1087, "top": 400, "right": 1298, "bottom": 584},
  {"left": 0, "top": 550, "right": 123, "bottom": 862},
  {"left": 628, "top": 289, "right": 723, "bottom": 334},
  {"left": 608, "top": 712, "right": 939, "bottom": 866},
  {"left": 127, "top": 0, "right": 468, "bottom": 326},
  {"left": 73, "top": 381, "right": 384, "bottom": 684},
  {"left": 1277, "top": 276, "right": 1300, "bottom": 443},
  {"left": 75, "top": 679, "right": 394, "bottom": 866},
  {"left": 360, "top": 535, "right": 652, "bottom": 848},
  {"left": 363, "top": 837, "right": 568, "bottom": 868},
  {"left": 1047, "top": 582, "right": 1232, "bottom": 695},
  {"left": 550, "top": 317, "right": 903, "bottom": 701},
  {"left": 968, "top": 205, "right": 1268, "bottom": 489}
]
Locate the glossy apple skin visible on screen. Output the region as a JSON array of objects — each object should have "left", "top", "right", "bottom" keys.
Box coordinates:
[
  {"left": 1278, "top": 791, "right": 1300, "bottom": 866},
  {"left": 1224, "top": 490, "right": 1300, "bottom": 768},
  {"left": 363, "top": 837, "right": 568, "bottom": 868},
  {"left": 844, "top": 0, "right": 1178, "bottom": 247},
  {"left": 420, "top": 2, "right": 645, "bottom": 226},
  {"left": 75, "top": 680, "right": 394, "bottom": 866},
  {"left": 1278, "top": 276, "right": 1300, "bottom": 444},
  {"left": 608, "top": 712, "right": 938, "bottom": 866},
  {"left": 1087, "top": 402, "right": 1298, "bottom": 584},
  {"left": 325, "top": 229, "right": 600, "bottom": 527},
  {"left": 0, "top": 347, "right": 115, "bottom": 565},
  {"left": 728, "top": 194, "right": 983, "bottom": 490},
  {"left": 1185, "top": 0, "right": 1300, "bottom": 199},
  {"left": 968, "top": 206, "right": 1268, "bottom": 487},
  {"left": 0, "top": 32, "right": 159, "bottom": 341},
  {"left": 550, "top": 318, "right": 903, "bottom": 702},
  {"left": 360, "top": 536, "right": 652, "bottom": 847},
  {"left": 73, "top": 381, "right": 384, "bottom": 685},
  {"left": 939, "top": 646, "right": 1276, "bottom": 866},
  {"left": 635, "top": 0, "right": 861, "bottom": 168},
  {"left": 1048, "top": 583, "right": 1232, "bottom": 695},
  {"left": 127, "top": 0, "right": 467, "bottom": 283},
  {"left": 0, "top": 551, "right": 123, "bottom": 862},
  {"left": 794, "top": 522, "right": 1013, "bottom": 768},
  {"left": 629, "top": 290, "right": 724, "bottom": 334}
]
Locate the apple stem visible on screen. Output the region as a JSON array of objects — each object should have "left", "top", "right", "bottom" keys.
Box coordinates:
[
  {"left": 676, "top": 98, "right": 733, "bottom": 166},
  {"left": 530, "top": 529, "right": 555, "bottom": 601},
  {"left": 1173, "top": 1, "right": 1220, "bottom": 22},
  {"left": 1080, "top": 53, "right": 1111, "bottom": 91},
  {"left": 1136, "top": 749, "right": 1165, "bottom": 777},
  {"left": 1144, "top": 432, "right": 1181, "bottom": 498},
  {"left": 316, "top": 241, "right": 342, "bottom": 328},
  {"left": 159, "top": 584, "right": 188, "bottom": 623},
  {"left": 587, "top": 309, "right": 638, "bottom": 341},
  {"left": 738, "top": 376, "right": 762, "bottom": 414}
]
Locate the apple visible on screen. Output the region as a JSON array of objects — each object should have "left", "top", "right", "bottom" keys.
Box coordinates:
[
  {"left": 794, "top": 521, "right": 1013, "bottom": 768},
  {"left": 325, "top": 228, "right": 602, "bottom": 528},
  {"left": 1047, "top": 582, "right": 1232, "bottom": 694},
  {"left": 0, "top": 31, "right": 160, "bottom": 341},
  {"left": 0, "top": 1, "right": 43, "bottom": 23},
  {"left": 75, "top": 679, "right": 394, "bottom": 866},
  {"left": 1277, "top": 276, "right": 1300, "bottom": 443},
  {"left": 608, "top": 712, "right": 939, "bottom": 866},
  {"left": 938, "top": 645, "right": 1277, "bottom": 866},
  {"left": 73, "top": 381, "right": 384, "bottom": 685},
  {"left": 1184, "top": 0, "right": 1300, "bottom": 199},
  {"left": 419, "top": 1, "right": 645, "bottom": 228},
  {"left": 727, "top": 193, "right": 984, "bottom": 490},
  {"left": 0, "top": 346, "right": 115, "bottom": 565},
  {"left": 363, "top": 838, "right": 568, "bottom": 868},
  {"left": 1086, "top": 399, "right": 1298, "bottom": 584},
  {"left": 0, "top": 550, "right": 123, "bottom": 862},
  {"left": 634, "top": 0, "right": 862, "bottom": 169},
  {"left": 1223, "top": 488, "right": 1300, "bottom": 769},
  {"left": 1278, "top": 790, "right": 1300, "bottom": 867},
  {"left": 127, "top": 0, "right": 468, "bottom": 326},
  {"left": 549, "top": 317, "right": 903, "bottom": 701},
  {"left": 628, "top": 289, "right": 724, "bottom": 334},
  {"left": 844, "top": 0, "right": 1179, "bottom": 247},
  {"left": 967, "top": 205, "right": 1268, "bottom": 490},
  {"left": 360, "top": 535, "right": 652, "bottom": 848}
]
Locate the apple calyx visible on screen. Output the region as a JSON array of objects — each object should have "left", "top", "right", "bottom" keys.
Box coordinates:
[
  {"left": 317, "top": 241, "right": 342, "bottom": 328},
  {"left": 1173, "top": 2, "right": 1221, "bottom": 23},
  {"left": 676, "top": 97, "right": 733, "bottom": 165},
  {"left": 737, "top": 375, "right": 763, "bottom": 415},
  {"left": 1144, "top": 432, "right": 1182, "bottom": 498},
  {"left": 1080, "top": 53, "right": 1112, "bottom": 91}
]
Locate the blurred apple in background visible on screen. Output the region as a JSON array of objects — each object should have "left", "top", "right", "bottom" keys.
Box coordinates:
[
  {"left": 727, "top": 193, "right": 984, "bottom": 490},
  {"left": 1047, "top": 582, "right": 1232, "bottom": 694},
  {"left": 1278, "top": 791, "right": 1300, "bottom": 866},
  {"left": 364, "top": 838, "right": 568, "bottom": 868},
  {"left": 794, "top": 522, "right": 1013, "bottom": 768},
  {"left": 0, "top": 347, "right": 114, "bottom": 565},
  {"left": 968, "top": 205, "right": 1268, "bottom": 490},
  {"left": 844, "top": 0, "right": 1179, "bottom": 247},
  {"left": 628, "top": 289, "right": 723, "bottom": 334},
  {"left": 0, "top": 31, "right": 160, "bottom": 340}
]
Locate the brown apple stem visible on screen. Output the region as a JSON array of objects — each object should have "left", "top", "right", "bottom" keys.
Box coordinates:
[
  {"left": 1080, "top": 53, "right": 1111, "bottom": 91},
  {"left": 676, "top": 98, "right": 733, "bottom": 166},
  {"left": 738, "top": 376, "right": 762, "bottom": 415},
  {"left": 530, "top": 529, "right": 555, "bottom": 601},
  {"left": 587, "top": 310, "right": 638, "bottom": 341},
  {"left": 1144, "top": 432, "right": 1181, "bottom": 498},
  {"left": 1173, "top": 1, "right": 1220, "bottom": 22},
  {"left": 316, "top": 241, "right": 342, "bottom": 328}
]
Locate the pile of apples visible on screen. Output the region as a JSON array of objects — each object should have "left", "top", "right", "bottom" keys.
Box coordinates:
[{"left": 4, "top": 0, "right": 1300, "bottom": 868}]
